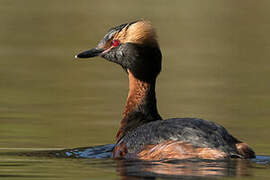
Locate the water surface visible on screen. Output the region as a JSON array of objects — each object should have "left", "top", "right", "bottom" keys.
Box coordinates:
[{"left": 0, "top": 146, "right": 270, "bottom": 179}]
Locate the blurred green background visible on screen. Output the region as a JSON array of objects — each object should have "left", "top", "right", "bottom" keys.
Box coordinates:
[{"left": 0, "top": 0, "right": 269, "bottom": 157}]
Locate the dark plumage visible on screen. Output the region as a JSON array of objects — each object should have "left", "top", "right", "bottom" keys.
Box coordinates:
[
  {"left": 102, "top": 43, "right": 162, "bottom": 83},
  {"left": 120, "top": 118, "right": 240, "bottom": 157}
]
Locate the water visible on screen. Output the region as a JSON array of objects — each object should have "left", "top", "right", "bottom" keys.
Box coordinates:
[
  {"left": 1, "top": 0, "right": 270, "bottom": 179},
  {"left": 0, "top": 147, "right": 270, "bottom": 179}
]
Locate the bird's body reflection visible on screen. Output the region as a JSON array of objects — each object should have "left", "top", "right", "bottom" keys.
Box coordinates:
[{"left": 115, "top": 158, "right": 252, "bottom": 179}]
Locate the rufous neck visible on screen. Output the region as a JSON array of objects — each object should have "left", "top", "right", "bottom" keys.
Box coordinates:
[{"left": 116, "top": 70, "right": 162, "bottom": 141}]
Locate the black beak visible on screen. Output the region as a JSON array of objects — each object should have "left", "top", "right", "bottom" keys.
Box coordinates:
[{"left": 75, "top": 48, "right": 104, "bottom": 58}]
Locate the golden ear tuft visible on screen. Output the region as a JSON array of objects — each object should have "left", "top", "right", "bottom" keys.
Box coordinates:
[
  {"left": 126, "top": 21, "right": 158, "bottom": 45},
  {"left": 115, "top": 20, "right": 159, "bottom": 47}
]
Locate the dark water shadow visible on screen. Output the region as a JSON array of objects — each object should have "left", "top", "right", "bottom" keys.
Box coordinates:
[
  {"left": 14, "top": 144, "right": 116, "bottom": 159},
  {"left": 2, "top": 144, "right": 270, "bottom": 179}
]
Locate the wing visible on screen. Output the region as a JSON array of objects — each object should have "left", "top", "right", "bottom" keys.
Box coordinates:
[{"left": 120, "top": 118, "right": 240, "bottom": 157}]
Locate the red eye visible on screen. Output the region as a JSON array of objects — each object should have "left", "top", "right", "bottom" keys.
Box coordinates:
[{"left": 112, "top": 40, "right": 120, "bottom": 47}]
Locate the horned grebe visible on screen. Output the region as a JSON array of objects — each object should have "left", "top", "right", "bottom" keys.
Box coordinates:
[{"left": 75, "top": 20, "right": 255, "bottom": 160}]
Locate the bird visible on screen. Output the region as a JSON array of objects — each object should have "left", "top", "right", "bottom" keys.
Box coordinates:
[{"left": 75, "top": 20, "right": 255, "bottom": 160}]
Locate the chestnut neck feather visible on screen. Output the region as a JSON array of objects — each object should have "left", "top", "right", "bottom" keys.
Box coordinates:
[{"left": 116, "top": 70, "right": 162, "bottom": 141}]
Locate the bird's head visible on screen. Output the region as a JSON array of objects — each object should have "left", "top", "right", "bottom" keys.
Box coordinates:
[{"left": 75, "top": 20, "right": 162, "bottom": 82}]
